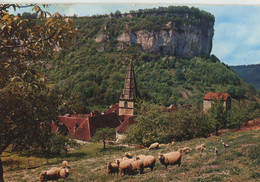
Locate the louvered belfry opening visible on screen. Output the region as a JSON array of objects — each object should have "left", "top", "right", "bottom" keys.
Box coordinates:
[{"left": 119, "top": 61, "right": 139, "bottom": 116}]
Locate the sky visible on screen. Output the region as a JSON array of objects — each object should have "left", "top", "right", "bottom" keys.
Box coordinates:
[{"left": 8, "top": 3, "right": 260, "bottom": 66}]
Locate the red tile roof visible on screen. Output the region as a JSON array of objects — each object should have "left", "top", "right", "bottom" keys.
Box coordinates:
[
  {"left": 52, "top": 113, "right": 122, "bottom": 141},
  {"left": 116, "top": 115, "right": 135, "bottom": 133},
  {"left": 88, "top": 113, "right": 121, "bottom": 137},
  {"left": 204, "top": 92, "right": 230, "bottom": 100},
  {"left": 104, "top": 103, "right": 119, "bottom": 115}
]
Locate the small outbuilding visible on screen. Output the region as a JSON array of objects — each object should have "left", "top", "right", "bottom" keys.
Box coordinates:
[{"left": 203, "top": 92, "right": 231, "bottom": 112}]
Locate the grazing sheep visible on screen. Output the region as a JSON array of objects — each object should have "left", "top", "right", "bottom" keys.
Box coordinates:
[
  {"left": 135, "top": 154, "right": 156, "bottom": 171},
  {"left": 124, "top": 152, "right": 133, "bottom": 158},
  {"left": 122, "top": 156, "right": 135, "bottom": 161},
  {"left": 222, "top": 142, "right": 230, "bottom": 149},
  {"left": 149, "top": 142, "right": 159, "bottom": 150},
  {"left": 130, "top": 160, "right": 144, "bottom": 174},
  {"left": 181, "top": 147, "right": 192, "bottom": 154},
  {"left": 107, "top": 161, "right": 119, "bottom": 175},
  {"left": 195, "top": 144, "right": 206, "bottom": 152},
  {"left": 61, "top": 161, "right": 70, "bottom": 168},
  {"left": 159, "top": 144, "right": 166, "bottom": 148},
  {"left": 215, "top": 147, "right": 219, "bottom": 156},
  {"left": 158, "top": 151, "right": 182, "bottom": 170},
  {"left": 119, "top": 160, "right": 132, "bottom": 177},
  {"left": 39, "top": 166, "right": 69, "bottom": 182}
]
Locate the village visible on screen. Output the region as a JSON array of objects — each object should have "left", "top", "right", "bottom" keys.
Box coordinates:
[
  {"left": 1, "top": 4, "right": 260, "bottom": 182},
  {"left": 51, "top": 61, "right": 232, "bottom": 143}
]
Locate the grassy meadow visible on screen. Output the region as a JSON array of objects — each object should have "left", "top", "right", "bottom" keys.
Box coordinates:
[{"left": 2, "top": 129, "right": 260, "bottom": 182}]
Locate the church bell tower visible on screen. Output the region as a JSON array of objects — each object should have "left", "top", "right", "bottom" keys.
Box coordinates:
[{"left": 119, "top": 61, "right": 139, "bottom": 116}]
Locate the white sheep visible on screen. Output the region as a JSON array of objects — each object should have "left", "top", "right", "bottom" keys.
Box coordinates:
[
  {"left": 159, "top": 144, "right": 167, "bottom": 148},
  {"left": 182, "top": 147, "right": 192, "bottom": 154},
  {"left": 119, "top": 160, "right": 132, "bottom": 177},
  {"left": 135, "top": 154, "right": 156, "bottom": 171},
  {"left": 148, "top": 142, "right": 159, "bottom": 150},
  {"left": 107, "top": 160, "right": 119, "bottom": 175},
  {"left": 61, "top": 161, "right": 70, "bottom": 168},
  {"left": 124, "top": 152, "right": 133, "bottom": 158},
  {"left": 222, "top": 142, "right": 230, "bottom": 149},
  {"left": 130, "top": 160, "right": 144, "bottom": 174},
  {"left": 195, "top": 144, "right": 206, "bottom": 152},
  {"left": 39, "top": 166, "right": 69, "bottom": 182},
  {"left": 215, "top": 147, "right": 219, "bottom": 156},
  {"left": 158, "top": 151, "right": 182, "bottom": 170}
]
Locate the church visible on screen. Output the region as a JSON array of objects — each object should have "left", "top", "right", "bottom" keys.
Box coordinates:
[{"left": 52, "top": 61, "right": 139, "bottom": 141}]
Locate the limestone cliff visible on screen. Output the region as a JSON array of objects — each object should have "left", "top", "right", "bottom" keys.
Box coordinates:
[
  {"left": 93, "top": 6, "right": 214, "bottom": 58},
  {"left": 116, "top": 22, "right": 213, "bottom": 58}
]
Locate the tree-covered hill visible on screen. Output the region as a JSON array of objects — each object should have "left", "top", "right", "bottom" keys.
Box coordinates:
[
  {"left": 42, "top": 6, "right": 257, "bottom": 112},
  {"left": 230, "top": 64, "right": 260, "bottom": 90}
]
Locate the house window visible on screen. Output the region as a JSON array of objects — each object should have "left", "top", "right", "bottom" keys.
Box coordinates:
[{"left": 124, "top": 101, "right": 128, "bottom": 108}]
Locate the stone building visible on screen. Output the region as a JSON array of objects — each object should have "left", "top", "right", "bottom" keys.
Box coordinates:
[
  {"left": 119, "top": 61, "right": 140, "bottom": 116},
  {"left": 203, "top": 92, "right": 231, "bottom": 112},
  {"left": 116, "top": 61, "right": 139, "bottom": 140}
]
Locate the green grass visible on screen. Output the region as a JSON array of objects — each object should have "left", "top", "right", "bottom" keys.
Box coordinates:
[{"left": 2, "top": 129, "right": 260, "bottom": 182}]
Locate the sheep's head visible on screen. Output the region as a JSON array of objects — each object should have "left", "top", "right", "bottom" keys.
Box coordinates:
[
  {"left": 39, "top": 171, "right": 48, "bottom": 182},
  {"left": 106, "top": 162, "right": 112, "bottom": 173},
  {"left": 59, "top": 167, "right": 70, "bottom": 178},
  {"left": 158, "top": 153, "right": 165, "bottom": 163},
  {"left": 115, "top": 160, "right": 120, "bottom": 165},
  {"left": 134, "top": 156, "right": 140, "bottom": 161},
  {"left": 177, "top": 149, "right": 183, "bottom": 153},
  {"left": 62, "top": 161, "right": 70, "bottom": 168}
]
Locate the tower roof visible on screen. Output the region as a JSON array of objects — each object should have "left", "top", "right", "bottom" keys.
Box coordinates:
[{"left": 120, "top": 61, "right": 140, "bottom": 100}]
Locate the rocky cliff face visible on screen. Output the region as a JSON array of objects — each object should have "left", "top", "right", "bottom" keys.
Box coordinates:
[{"left": 116, "top": 22, "right": 213, "bottom": 58}]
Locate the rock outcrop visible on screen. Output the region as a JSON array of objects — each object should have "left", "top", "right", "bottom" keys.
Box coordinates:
[{"left": 116, "top": 22, "right": 213, "bottom": 58}]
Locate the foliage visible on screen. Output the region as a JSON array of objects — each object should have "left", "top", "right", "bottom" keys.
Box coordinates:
[
  {"left": 38, "top": 6, "right": 257, "bottom": 111},
  {"left": 170, "top": 107, "right": 213, "bottom": 141},
  {"left": 230, "top": 64, "right": 260, "bottom": 90},
  {"left": 0, "top": 4, "right": 77, "bottom": 181},
  {"left": 124, "top": 100, "right": 213, "bottom": 145},
  {"left": 124, "top": 101, "right": 171, "bottom": 145},
  {"left": 208, "top": 99, "right": 228, "bottom": 135},
  {"left": 91, "top": 127, "right": 115, "bottom": 150},
  {"left": 226, "top": 105, "right": 250, "bottom": 129}
]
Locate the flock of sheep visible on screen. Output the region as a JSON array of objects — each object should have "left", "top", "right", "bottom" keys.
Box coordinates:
[
  {"left": 38, "top": 141, "right": 230, "bottom": 181},
  {"left": 106, "top": 141, "right": 230, "bottom": 177}
]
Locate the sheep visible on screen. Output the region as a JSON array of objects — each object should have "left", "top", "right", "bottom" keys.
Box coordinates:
[
  {"left": 124, "top": 152, "right": 133, "bottom": 158},
  {"left": 159, "top": 144, "right": 167, "bottom": 148},
  {"left": 195, "top": 144, "right": 206, "bottom": 152},
  {"left": 148, "top": 142, "right": 159, "bottom": 150},
  {"left": 61, "top": 160, "right": 70, "bottom": 168},
  {"left": 119, "top": 160, "right": 132, "bottom": 177},
  {"left": 122, "top": 156, "right": 135, "bottom": 161},
  {"left": 222, "top": 142, "right": 230, "bottom": 149},
  {"left": 130, "top": 160, "right": 144, "bottom": 174},
  {"left": 135, "top": 154, "right": 156, "bottom": 171},
  {"left": 215, "top": 147, "right": 219, "bottom": 156},
  {"left": 39, "top": 166, "right": 69, "bottom": 182},
  {"left": 107, "top": 160, "right": 119, "bottom": 175},
  {"left": 181, "top": 147, "right": 192, "bottom": 154},
  {"left": 158, "top": 151, "right": 182, "bottom": 170}
]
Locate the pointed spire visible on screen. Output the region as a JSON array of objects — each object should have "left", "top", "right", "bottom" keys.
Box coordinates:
[{"left": 120, "top": 61, "right": 139, "bottom": 100}]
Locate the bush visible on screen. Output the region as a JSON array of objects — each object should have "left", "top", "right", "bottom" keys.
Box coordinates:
[{"left": 123, "top": 100, "right": 213, "bottom": 145}]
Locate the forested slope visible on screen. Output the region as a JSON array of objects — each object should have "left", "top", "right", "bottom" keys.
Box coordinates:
[
  {"left": 230, "top": 64, "right": 260, "bottom": 90},
  {"left": 42, "top": 6, "right": 257, "bottom": 112}
]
